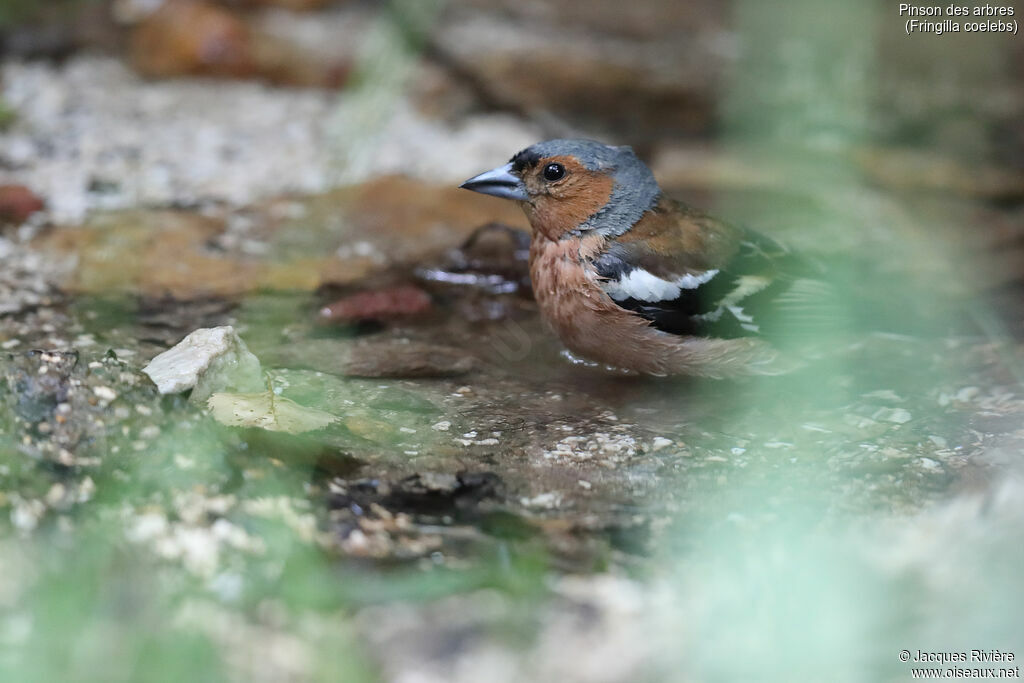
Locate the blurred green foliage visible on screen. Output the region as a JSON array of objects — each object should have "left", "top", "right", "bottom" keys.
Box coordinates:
[
  {"left": 0, "top": 97, "right": 15, "bottom": 130},
  {"left": 0, "top": 0, "right": 35, "bottom": 26},
  {"left": 0, "top": 0, "right": 90, "bottom": 26}
]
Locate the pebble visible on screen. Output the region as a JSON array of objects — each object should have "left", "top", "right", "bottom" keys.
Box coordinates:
[
  {"left": 139, "top": 425, "right": 161, "bottom": 439},
  {"left": 92, "top": 386, "right": 118, "bottom": 402},
  {"left": 862, "top": 390, "right": 903, "bottom": 402},
  {"left": 45, "top": 483, "right": 67, "bottom": 507},
  {"left": 872, "top": 408, "right": 913, "bottom": 424},
  {"left": 319, "top": 285, "right": 432, "bottom": 322},
  {"left": 0, "top": 184, "right": 45, "bottom": 223},
  {"left": 543, "top": 432, "right": 640, "bottom": 462},
  {"left": 955, "top": 387, "right": 980, "bottom": 402},
  {"left": 651, "top": 437, "right": 673, "bottom": 452},
  {"left": 520, "top": 492, "right": 562, "bottom": 509},
  {"left": 11, "top": 498, "right": 45, "bottom": 533}
]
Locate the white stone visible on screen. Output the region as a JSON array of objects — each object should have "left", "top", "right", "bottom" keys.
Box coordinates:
[
  {"left": 92, "top": 386, "right": 117, "bottom": 402},
  {"left": 651, "top": 437, "right": 673, "bottom": 452},
  {"left": 126, "top": 512, "right": 170, "bottom": 543},
  {"left": 143, "top": 326, "right": 263, "bottom": 403},
  {"left": 520, "top": 492, "right": 562, "bottom": 509}
]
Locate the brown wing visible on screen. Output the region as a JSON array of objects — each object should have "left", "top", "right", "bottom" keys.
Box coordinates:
[{"left": 592, "top": 197, "right": 843, "bottom": 339}]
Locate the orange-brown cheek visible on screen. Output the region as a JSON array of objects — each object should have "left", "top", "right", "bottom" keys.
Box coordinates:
[{"left": 524, "top": 172, "right": 615, "bottom": 241}]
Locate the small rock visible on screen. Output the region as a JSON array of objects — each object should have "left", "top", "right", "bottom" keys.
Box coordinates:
[
  {"left": 0, "top": 185, "right": 45, "bottom": 225},
  {"left": 44, "top": 483, "right": 67, "bottom": 507},
  {"left": 2, "top": 350, "right": 80, "bottom": 424},
  {"left": 319, "top": 285, "right": 433, "bottom": 323},
  {"left": 872, "top": 407, "right": 913, "bottom": 424},
  {"left": 416, "top": 473, "right": 460, "bottom": 493},
  {"left": 11, "top": 498, "right": 46, "bottom": 533},
  {"left": 139, "top": 425, "right": 161, "bottom": 439},
  {"left": 861, "top": 389, "right": 903, "bottom": 402},
  {"left": 92, "top": 386, "right": 118, "bottom": 402},
  {"left": 142, "top": 326, "right": 263, "bottom": 403},
  {"left": 955, "top": 387, "right": 980, "bottom": 403},
  {"left": 651, "top": 437, "right": 673, "bottom": 452},
  {"left": 520, "top": 492, "right": 562, "bottom": 509},
  {"left": 415, "top": 222, "right": 531, "bottom": 296}
]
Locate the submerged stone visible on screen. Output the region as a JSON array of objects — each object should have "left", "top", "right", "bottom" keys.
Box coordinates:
[
  {"left": 208, "top": 390, "right": 338, "bottom": 434},
  {"left": 319, "top": 285, "right": 433, "bottom": 323}
]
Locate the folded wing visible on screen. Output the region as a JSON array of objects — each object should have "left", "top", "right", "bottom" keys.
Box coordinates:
[{"left": 593, "top": 198, "right": 846, "bottom": 340}]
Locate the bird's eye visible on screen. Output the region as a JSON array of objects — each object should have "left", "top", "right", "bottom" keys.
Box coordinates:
[{"left": 542, "top": 163, "right": 566, "bottom": 182}]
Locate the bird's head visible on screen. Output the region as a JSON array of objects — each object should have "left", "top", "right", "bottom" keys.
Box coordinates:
[{"left": 460, "top": 139, "right": 661, "bottom": 241}]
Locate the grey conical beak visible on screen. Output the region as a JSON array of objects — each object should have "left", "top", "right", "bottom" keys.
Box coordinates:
[{"left": 459, "top": 163, "right": 529, "bottom": 201}]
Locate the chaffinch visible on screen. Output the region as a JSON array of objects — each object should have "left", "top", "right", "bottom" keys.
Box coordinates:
[{"left": 460, "top": 139, "right": 838, "bottom": 378}]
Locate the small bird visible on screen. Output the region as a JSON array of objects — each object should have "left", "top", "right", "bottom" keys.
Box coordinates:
[{"left": 460, "top": 139, "right": 841, "bottom": 378}]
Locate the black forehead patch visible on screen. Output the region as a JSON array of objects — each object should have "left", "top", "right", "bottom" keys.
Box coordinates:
[{"left": 509, "top": 148, "right": 542, "bottom": 174}]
